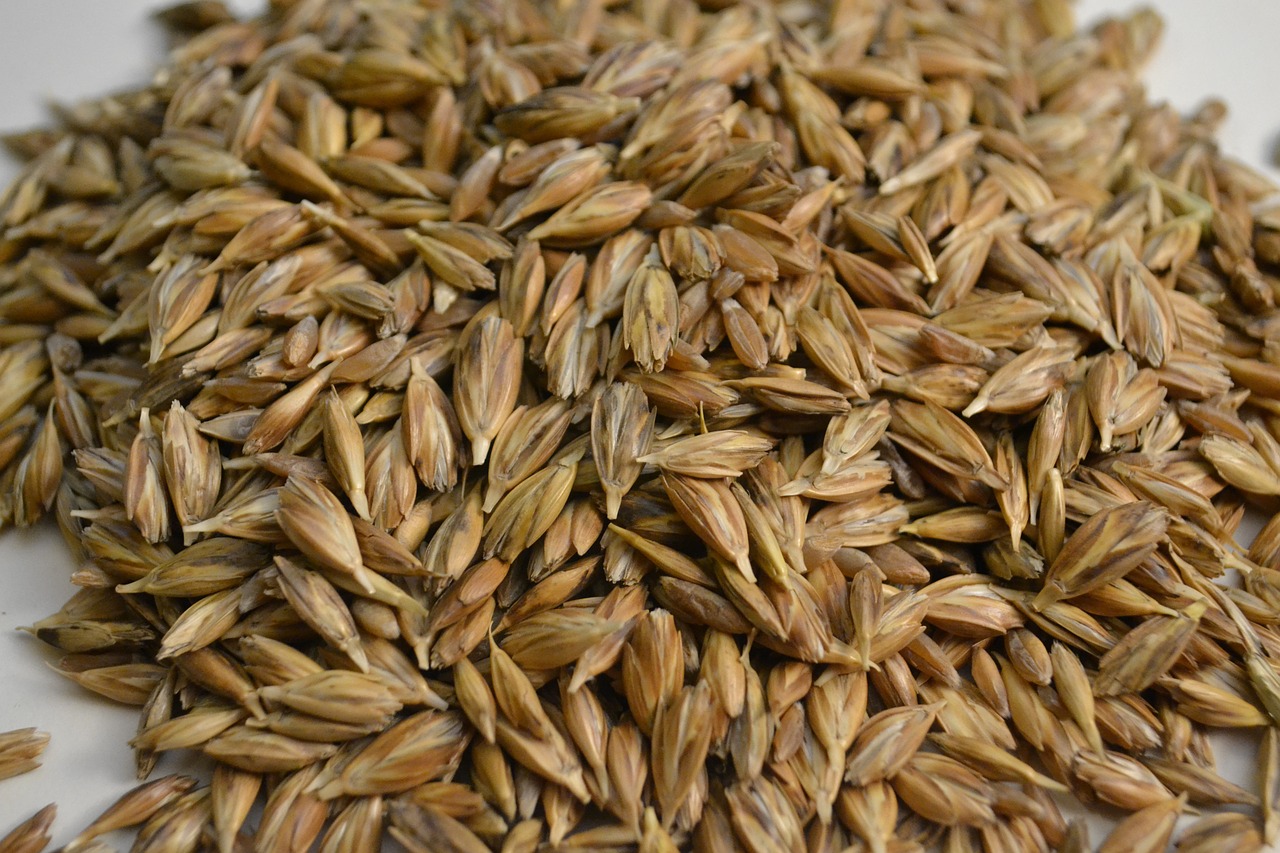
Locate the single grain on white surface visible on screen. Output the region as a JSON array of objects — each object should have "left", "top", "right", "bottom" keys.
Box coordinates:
[{"left": 0, "top": 0, "right": 1278, "bottom": 848}]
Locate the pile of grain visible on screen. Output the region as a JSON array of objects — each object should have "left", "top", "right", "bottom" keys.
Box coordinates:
[{"left": 2, "top": 0, "right": 1280, "bottom": 850}]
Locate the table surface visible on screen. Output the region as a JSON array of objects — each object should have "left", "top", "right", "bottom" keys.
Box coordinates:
[{"left": 1, "top": 0, "right": 1278, "bottom": 847}]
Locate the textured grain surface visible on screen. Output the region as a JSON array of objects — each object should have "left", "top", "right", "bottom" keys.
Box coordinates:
[{"left": 3, "top": 0, "right": 1280, "bottom": 850}]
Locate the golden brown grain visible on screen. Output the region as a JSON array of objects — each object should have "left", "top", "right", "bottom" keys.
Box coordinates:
[{"left": 4, "top": 0, "right": 1280, "bottom": 849}]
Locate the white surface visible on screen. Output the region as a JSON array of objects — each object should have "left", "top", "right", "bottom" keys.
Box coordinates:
[{"left": 0, "top": 0, "right": 1278, "bottom": 847}]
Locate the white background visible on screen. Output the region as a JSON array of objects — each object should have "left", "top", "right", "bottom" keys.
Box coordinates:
[{"left": 1, "top": 0, "right": 1279, "bottom": 848}]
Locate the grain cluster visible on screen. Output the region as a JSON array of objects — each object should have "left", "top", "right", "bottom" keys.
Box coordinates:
[{"left": 2, "top": 0, "right": 1280, "bottom": 850}]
